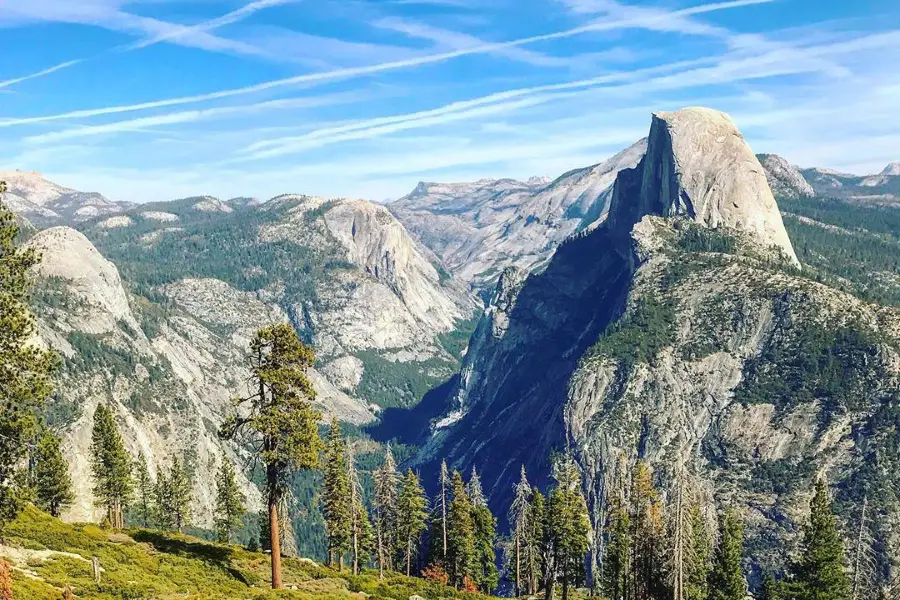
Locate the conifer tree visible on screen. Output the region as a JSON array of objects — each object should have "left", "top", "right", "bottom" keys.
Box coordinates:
[
  {"left": 510, "top": 465, "right": 533, "bottom": 596},
  {"left": 527, "top": 487, "right": 547, "bottom": 596},
  {"left": 795, "top": 480, "right": 851, "bottom": 600},
  {"left": 707, "top": 508, "right": 746, "bottom": 600},
  {"left": 469, "top": 469, "right": 499, "bottom": 593},
  {"left": 601, "top": 494, "right": 631, "bottom": 600},
  {"left": 0, "top": 182, "right": 57, "bottom": 533},
  {"left": 347, "top": 444, "right": 372, "bottom": 575},
  {"left": 323, "top": 418, "right": 351, "bottom": 569},
  {"left": 551, "top": 459, "right": 590, "bottom": 600},
  {"left": 629, "top": 461, "right": 665, "bottom": 600},
  {"left": 133, "top": 456, "right": 154, "bottom": 528},
  {"left": 396, "top": 468, "right": 429, "bottom": 576},
  {"left": 686, "top": 504, "right": 711, "bottom": 600},
  {"left": 214, "top": 457, "right": 246, "bottom": 543},
  {"left": 759, "top": 572, "right": 783, "bottom": 600},
  {"left": 33, "top": 428, "right": 74, "bottom": 518},
  {"left": 165, "top": 455, "right": 192, "bottom": 532},
  {"left": 447, "top": 470, "right": 477, "bottom": 588},
  {"left": 90, "top": 404, "right": 133, "bottom": 529},
  {"left": 154, "top": 469, "right": 175, "bottom": 531},
  {"left": 219, "top": 324, "right": 322, "bottom": 589},
  {"left": 373, "top": 444, "right": 399, "bottom": 577}
]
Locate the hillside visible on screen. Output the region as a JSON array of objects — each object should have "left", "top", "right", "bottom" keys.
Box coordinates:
[
  {"left": 1, "top": 506, "right": 487, "bottom": 600},
  {"left": 14, "top": 190, "right": 476, "bottom": 527},
  {"left": 416, "top": 108, "right": 900, "bottom": 585}
]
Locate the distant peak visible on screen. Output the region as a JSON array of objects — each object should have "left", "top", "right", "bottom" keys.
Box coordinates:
[
  {"left": 880, "top": 162, "right": 900, "bottom": 176},
  {"left": 526, "top": 176, "right": 551, "bottom": 186}
]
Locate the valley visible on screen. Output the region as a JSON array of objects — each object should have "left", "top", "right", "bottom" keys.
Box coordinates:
[{"left": 2, "top": 107, "right": 900, "bottom": 599}]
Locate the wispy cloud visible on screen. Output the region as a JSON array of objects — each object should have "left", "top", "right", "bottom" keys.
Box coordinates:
[
  {"left": 0, "top": 60, "right": 84, "bottom": 90},
  {"left": 0, "top": 0, "right": 775, "bottom": 127},
  {"left": 0, "top": 0, "right": 292, "bottom": 90}
]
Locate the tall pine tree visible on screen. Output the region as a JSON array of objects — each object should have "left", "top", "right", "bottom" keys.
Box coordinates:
[
  {"left": 447, "top": 470, "right": 477, "bottom": 588},
  {"left": 686, "top": 504, "right": 712, "bottom": 600},
  {"left": 510, "top": 465, "right": 533, "bottom": 597},
  {"left": 794, "top": 480, "right": 851, "bottom": 600},
  {"left": 33, "top": 428, "right": 74, "bottom": 518},
  {"left": 90, "top": 404, "right": 133, "bottom": 529},
  {"left": 707, "top": 508, "right": 746, "bottom": 600},
  {"left": 0, "top": 181, "right": 57, "bottom": 533},
  {"left": 601, "top": 494, "right": 631, "bottom": 600},
  {"left": 219, "top": 324, "right": 322, "bottom": 589},
  {"left": 165, "top": 456, "right": 192, "bottom": 532},
  {"left": 133, "top": 456, "right": 154, "bottom": 528},
  {"left": 396, "top": 468, "right": 429, "bottom": 576},
  {"left": 214, "top": 457, "right": 246, "bottom": 543},
  {"left": 630, "top": 461, "right": 665, "bottom": 600},
  {"left": 373, "top": 444, "right": 399, "bottom": 577},
  {"left": 323, "top": 418, "right": 351, "bottom": 569},
  {"left": 469, "top": 469, "right": 499, "bottom": 593},
  {"left": 551, "top": 458, "right": 590, "bottom": 600},
  {"left": 528, "top": 487, "right": 547, "bottom": 596},
  {"left": 347, "top": 444, "right": 372, "bottom": 575}
]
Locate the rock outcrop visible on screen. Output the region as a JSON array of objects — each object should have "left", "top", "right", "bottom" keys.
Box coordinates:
[{"left": 757, "top": 154, "right": 815, "bottom": 199}]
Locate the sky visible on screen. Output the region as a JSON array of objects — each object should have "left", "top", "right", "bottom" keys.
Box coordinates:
[{"left": 1, "top": 0, "right": 899, "bottom": 203}]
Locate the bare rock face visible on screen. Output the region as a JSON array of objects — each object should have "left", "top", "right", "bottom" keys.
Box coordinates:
[
  {"left": 881, "top": 162, "right": 900, "bottom": 176},
  {"left": 757, "top": 154, "right": 816, "bottom": 199},
  {"left": 611, "top": 108, "right": 798, "bottom": 265},
  {"left": 391, "top": 139, "right": 647, "bottom": 288}
]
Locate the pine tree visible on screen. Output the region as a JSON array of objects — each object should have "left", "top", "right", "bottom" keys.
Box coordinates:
[
  {"left": 759, "top": 572, "right": 783, "bottom": 600},
  {"left": 601, "top": 494, "right": 630, "bottom": 600},
  {"left": 686, "top": 504, "right": 712, "bottom": 600},
  {"left": 629, "top": 461, "right": 665, "bottom": 600},
  {"left": 426, "top": 460, "right": 452, "bottom": 569},
  {"left": 166, "top": 456, "right": 192, "bottom": 532},
  {"left": 469, "top": 469, "right": 499, "bottom": 593},
  {"left": 707, "top": 508, "right": 746, "bottom": 600},
  {"left": 32, "top": 428, "right": 74, "bottom": 518},
  {"left": 347, "top": 444, "right": 371, "bottom": 575},
  {"left": 154, "top": 469, "right": 175, "bottom": 531},
  {"left": 396, "top": 468, "right": 429, "bottom": 576},
  {"left": 0, "top": 182, "right": 57, "bottom": 533},
  {"left": 373, "top": 444, "right": 399, "bottom": 577},
  {"left": 322, "top": 418, "right": 351, "bottom": 569},
  {"left": 447, "top": 470, "right": 477, "bottom": 588},
  {"left": 794, "top": 480, "right": 851, "bottom": 600},
  {"left": 219, "top": 324, "right": 322, "bottom": 589},
  {"left": 133, "top": 456, "right": 154, "bottom": 528},
  {"left": 90, "top": 404, "right": 133, "bottom": 529},
  {"left": 551, "top": 459, "right": 590, "bottom": 600},
  {"left": 527, "top": 487, "right": 547, "bottom": 596},
  {"left": 214, "top": 457, "right": 246, "bottom": 543},
  {"left": 510, "top": 465, "right": 533, "bottom": 596}
]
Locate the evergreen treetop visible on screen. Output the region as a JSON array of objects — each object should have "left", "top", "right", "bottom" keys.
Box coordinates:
[{"left": 33, "top": 428, "right": 74, "bottom": 518}]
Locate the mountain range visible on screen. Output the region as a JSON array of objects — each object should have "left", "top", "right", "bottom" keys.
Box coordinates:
[{"left": 3, "top": 108, "right": 900, "bottom": 577}]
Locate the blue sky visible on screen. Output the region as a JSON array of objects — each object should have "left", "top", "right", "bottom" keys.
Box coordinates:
[{"left": 1, "top": 0, "right": 899, "bottom": 203}]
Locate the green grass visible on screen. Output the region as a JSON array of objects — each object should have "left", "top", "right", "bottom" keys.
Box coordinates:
[{"left": 2, "top": 506, "right": 487, "bottom": 600}]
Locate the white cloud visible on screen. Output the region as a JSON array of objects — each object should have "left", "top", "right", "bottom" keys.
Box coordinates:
[{"left": 0, "top": 0, "right": 774, "bottom": 127}]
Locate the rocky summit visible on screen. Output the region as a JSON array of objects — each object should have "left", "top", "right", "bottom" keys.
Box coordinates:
[{"left": 417, "top": 107, "right": 900, "bottom": 575}]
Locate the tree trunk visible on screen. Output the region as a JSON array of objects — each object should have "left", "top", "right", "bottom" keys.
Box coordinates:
[
  {"left": 339, "top": 554, "right": 344, "bottom": 572},
  {"left": 269, "top": 496, "right": 283, "bottom": 589},
  {"left": 352, "top": 529, "right": 359, "bottom": 576},
  {"left": 407, "top": 538, "right": 413, "bottom": 576},
  {"left": 516, "top": 534, "right": 522, "bottom": 597},
  {"left": 562, "top": 567, "right": 569, "bottom": 600}
]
